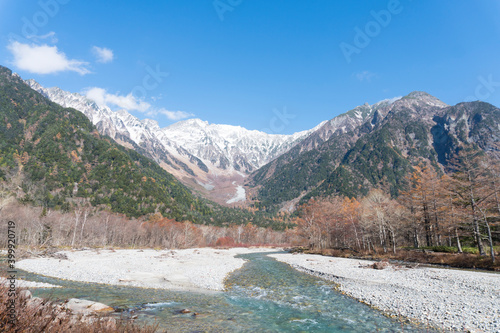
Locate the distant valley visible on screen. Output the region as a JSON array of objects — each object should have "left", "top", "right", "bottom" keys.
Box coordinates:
[
  {"left": 26, "top": 78, "right": 500, "bottom": 213},
  {"left": 26, "top": 79, "right": 323, "bottom": 206}
]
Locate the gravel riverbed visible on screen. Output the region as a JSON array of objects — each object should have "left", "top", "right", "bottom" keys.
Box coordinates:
[
  {"left": 16, "top": 247, "right": 276, "bottom": 292},
  {"left": 0, "top": 277, "right": 60, "bottom": 288},
  {"left": 269, "top": 253, "right": 500, "bottom": 332}
]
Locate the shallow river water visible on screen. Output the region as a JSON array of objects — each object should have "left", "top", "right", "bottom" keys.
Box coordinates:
[{"left": 16, "top": 251, "right": 434, "bottom": 332}]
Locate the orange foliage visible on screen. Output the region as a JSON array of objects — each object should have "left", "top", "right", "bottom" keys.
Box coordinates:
[
  {"left": 215, "top": 236, "right": 236, "bottom": 247},
  {"left": 70, "top": 150, "right": 80, "bottom": 163},
  {"left": 20, "top": 152, "right": 30, "bottom": 165}
]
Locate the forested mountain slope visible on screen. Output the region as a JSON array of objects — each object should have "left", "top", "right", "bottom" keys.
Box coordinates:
[
  {"left": 0, "top": 66, "right": 282, "bottom": 228},
  {"left": 248, "top": 91, "right": 500, "bottom": 211},
  {"left": 26, "top": 79, "right": 321, "bottom": 205}
]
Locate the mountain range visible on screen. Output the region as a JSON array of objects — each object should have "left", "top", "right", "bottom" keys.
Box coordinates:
[
  {"left": 0, "top": 65, "right": 284, "bottom": 229},
  {"left": 26, "top": 79, "right": 323, "bottom": 205},
  {"left": 249, "top": 92, "right": 500, "bottom": 211},
  {"left": 20, "top": 71, "right": 500, "bottom": 213}
]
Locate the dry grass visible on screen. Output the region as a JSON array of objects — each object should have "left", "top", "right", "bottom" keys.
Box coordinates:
[
  {"left": 303, "top": 248, "right": 500, "bottom": 271},
  {"left": 0, "top": 283, "right": 160, "bottom": 333}
]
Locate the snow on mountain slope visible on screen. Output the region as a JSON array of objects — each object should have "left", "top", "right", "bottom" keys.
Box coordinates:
[
  {"left": 25, "top": 79, "right": 322, "bottom": 205},
  {"left": 26, "top": 79, "right": 157, "bottom": 146},
  {"left": 161, "top": 118, "right": 325, "bottom": 173}
]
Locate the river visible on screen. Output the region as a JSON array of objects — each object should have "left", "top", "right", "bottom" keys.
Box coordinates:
[{"left": 15, "top": 251, "right": 432, "bottom": 332}]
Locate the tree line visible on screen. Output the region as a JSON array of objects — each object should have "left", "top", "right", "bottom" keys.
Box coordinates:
[
  {"left": 294, "top": 149, "right": 500, "bottom": 263},
  {"left": 0, "top": 200, "right": 300, "bottom": 250},
  {"left": 1, "top": 146, "right": 498, "bottom": 264}
]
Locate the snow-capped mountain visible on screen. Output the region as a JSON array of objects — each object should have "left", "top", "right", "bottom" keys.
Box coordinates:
[
  {"left": 258, "top": 97, "right": 403, "bottom": 167},
  {"left": 25, "top": 79, "right": 202, "bottom": 179},
  {"left": 25, "top": 79, "right": 323, "bottom": 205},
  {"left": 160, "top": 118, "right": 325, "bottom": 173},
  {"left": 26, "top": 79, "right": 158, "bottom": 146}
]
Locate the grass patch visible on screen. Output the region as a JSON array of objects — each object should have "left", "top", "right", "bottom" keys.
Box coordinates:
[
  {"left": 300, "top": 247, "right": 500, "bottom": 271},
  {"left": 462, "top": 247, "right": 479, "bottom": 254},
  {"left": 423, "top": 246, "right": 458, "bottom": 253}
]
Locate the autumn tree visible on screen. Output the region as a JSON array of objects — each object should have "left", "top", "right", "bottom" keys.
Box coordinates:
[
  {"left": 361, "top": 189, "right": 405, "bottom": 254},
  {"left": 341, "top": 197, "right": 362, "bottom": 250},
  {"left": 399, "top": 165, "right": 449, "bottom": 248},
  {"left": 447, "top": 149, "right": 498, "bottom": 261}
]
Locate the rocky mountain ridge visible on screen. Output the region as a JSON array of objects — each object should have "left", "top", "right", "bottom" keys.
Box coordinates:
[
  {"left": 25, "top": 79, "right": 324, "bottom": 204},
  {"left": 249, "top": 91, "right": 500, "bottom": 212}
]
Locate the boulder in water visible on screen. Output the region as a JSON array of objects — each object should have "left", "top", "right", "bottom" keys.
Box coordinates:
[{"left": 63, "top": 298, "right": 114, "bottom": 314}]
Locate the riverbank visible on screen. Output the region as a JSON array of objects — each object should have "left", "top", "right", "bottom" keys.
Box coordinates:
[
  {"left": 0, "top": 283, "right": 156, "bottom": 333},
  {"left": 0, "top": 276, "right": 60, "bottom": 288},
  {"left": 299, "top": 247, "right": 500, "bottom": 271},
  {"left": 269, "top": 253, "right": 500, "bottom": 332},
  {"left": 16, "top": 247, "right": 277, "bottom": 292}
]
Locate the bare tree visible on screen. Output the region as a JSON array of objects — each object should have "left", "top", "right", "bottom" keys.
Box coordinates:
[{"left": 71, "top": 209, "right": 81, "bottom": 248}]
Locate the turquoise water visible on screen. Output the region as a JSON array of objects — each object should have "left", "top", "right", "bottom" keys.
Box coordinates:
[{"left": 15, "top": 252, "right": 435, "bottom": 332}]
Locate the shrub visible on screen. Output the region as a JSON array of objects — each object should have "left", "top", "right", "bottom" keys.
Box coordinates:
[
  {"left": 0, "top": 283, "right": 157, "bottom": 333},
  {"left": 215, "top": 236, "right": 236, "bottom": 247},
  {"left": 428, "top": 246, "right": 457, "bottom": 253},
  {"left": 462, "top": 247, "right": 479, "bottom": 254}
]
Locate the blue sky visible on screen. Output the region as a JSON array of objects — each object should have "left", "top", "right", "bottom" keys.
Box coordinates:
[{"left": 1, "top": 0, "right": 499, "bottom": 134}]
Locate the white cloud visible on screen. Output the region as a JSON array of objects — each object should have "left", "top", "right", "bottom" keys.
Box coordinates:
[
  {"left": 84, "top": 87, "right": 107, "bottom": 107},
  {"left": 28, "top": 31, "right": 58, "bottom": 43},
  {"left": 105, "top": 92, "right": 150, "bottom": 112},
  {"left": 7, "top": 41, "right": 90, "bottom": 75},
  {"left": 84, "top": 87, "right": 150, "bottom": 112},
  {"left": 92, "top": 46, "right": 114, "bottom": 63},
  {"left": 157, "top": 109, "right": 194, "bottom": 120},
  {"left": 355, "top": 71, "right": 377, "bottom": 82},
  {"left": 84, "top": 88, "right": 193, "bottom": 120}
]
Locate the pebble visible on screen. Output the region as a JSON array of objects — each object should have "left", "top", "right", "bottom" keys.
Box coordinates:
[
  {"left": 16, "top": 248, "right": 277, "bottom": 292},
  {"left": 269, "top": 253, "right": 500, "bottom": 333}
]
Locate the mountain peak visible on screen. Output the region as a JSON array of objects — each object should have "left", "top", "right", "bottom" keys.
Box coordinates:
[
  {"left": 142, "top": 118, "right": 160, "bottom": 130},
  {"left": 190, "top": 118, "right": 209, "bottom": 126},
  {"left": 178, "top": 118, "right": 209, "bottom": 127},
  {"left": 405, "top": 91, "right": 433, "bottom": 98},
  {"left": 25, "top": 78, "right": 40, "bottom": 87},
  {"left": 21, "top": 78, "right": 318, "bottom": 180},
  {"left": 401, "top": 91, "right": 448, "bottom": 108},
  {"left": 344, "top": 96, "right": 401, "bottom": 121}
]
